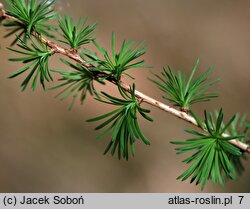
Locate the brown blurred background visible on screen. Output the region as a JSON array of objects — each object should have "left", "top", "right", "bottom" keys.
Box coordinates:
[{"left": 0, "top": 0, "right": 249, "bottom": 192}]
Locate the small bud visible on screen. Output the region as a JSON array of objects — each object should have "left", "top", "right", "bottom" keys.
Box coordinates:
[{"left": 0, "top": 3, "right": 3, "bottom": 9}]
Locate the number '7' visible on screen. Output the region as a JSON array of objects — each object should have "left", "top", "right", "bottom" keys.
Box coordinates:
[{"left": 238, "top": 196, "right": 244, "bottom": 204}]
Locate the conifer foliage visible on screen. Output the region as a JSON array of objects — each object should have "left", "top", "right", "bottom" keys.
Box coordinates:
[{"left": 0, "top": 0, "right": 249, "bottom": 190}]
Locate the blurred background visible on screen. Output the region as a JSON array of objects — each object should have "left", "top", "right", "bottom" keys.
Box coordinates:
[{"left": 0, "top": 0, "right": 249, "bottom": 192}]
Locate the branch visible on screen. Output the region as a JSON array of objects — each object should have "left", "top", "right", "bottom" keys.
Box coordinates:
[
  {"left": 119, "top": 81, "right": 250, "bottom": 152},
  {"left": 1, "top": 6, "right": 249, "bottom": 153}
]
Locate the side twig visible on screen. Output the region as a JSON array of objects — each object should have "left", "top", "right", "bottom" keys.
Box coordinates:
[{"left": 1, "top": 6, "right": 249, "bottom": 153}]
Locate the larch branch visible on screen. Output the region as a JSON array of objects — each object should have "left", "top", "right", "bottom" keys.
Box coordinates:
[{"left": 1, "top": 6, "right": 249, "bottom": 153}]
